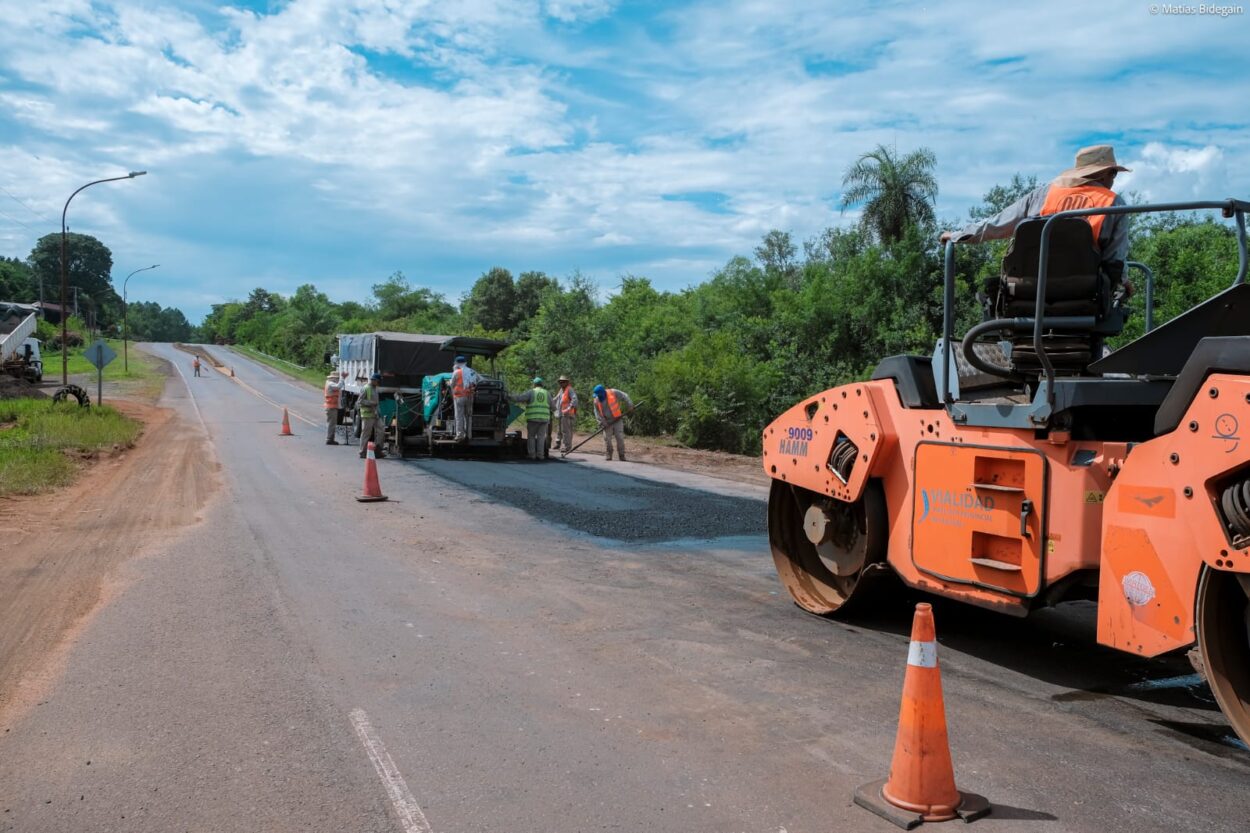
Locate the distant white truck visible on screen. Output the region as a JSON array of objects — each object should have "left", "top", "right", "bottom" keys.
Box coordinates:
[{"left": 0, "top": 302, "right": 43, "bottom": 383}]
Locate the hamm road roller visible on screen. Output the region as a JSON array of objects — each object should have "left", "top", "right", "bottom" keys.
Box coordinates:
[{"left": 762, "top": 198, "right": 1250, "bottom": 745}]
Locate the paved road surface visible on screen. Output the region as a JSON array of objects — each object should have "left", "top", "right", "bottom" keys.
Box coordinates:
[{"left": 1, "top": 343, "right": 1246, "bottom": 832}]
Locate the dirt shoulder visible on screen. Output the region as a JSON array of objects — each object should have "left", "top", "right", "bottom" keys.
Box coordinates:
[{"left": 0, "top": 364, "right": 219, "bottom": 725}]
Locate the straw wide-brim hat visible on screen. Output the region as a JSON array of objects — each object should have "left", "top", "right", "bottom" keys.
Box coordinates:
[
  {"left": 1060, "top": 144, "right": 1131, "bottom": 179},
  {"left": 557, "top": 375, "right": 570, "bottom": 383}
]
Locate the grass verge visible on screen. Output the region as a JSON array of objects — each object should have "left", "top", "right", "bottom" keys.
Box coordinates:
[
  {"left": 229, "top": 344, "right": 328, "bottom": 387},
  {"left": 0, "top": 398, "right": 142, "bottom": 496},
  {"left": 59, "top": 338, "right": 160, "bottom": 382}
]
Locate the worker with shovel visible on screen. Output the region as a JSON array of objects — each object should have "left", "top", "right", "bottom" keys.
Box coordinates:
[{"left": 592, "top": 384, "right": 634, "bottom": 461}]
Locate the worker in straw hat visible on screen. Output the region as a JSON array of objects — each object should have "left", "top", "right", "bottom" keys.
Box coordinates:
[
  {"left": 941, "top": 144, "right": 1132, "bottom": 282},
  {"left": 323, "top": 370, "right": 344, "bottom": 445},
  {"left": 509, "top": 377, "right": 554, "bottom": 460},
  {"left": 553, "top": 375, "right": 578, "bottom": 453}
]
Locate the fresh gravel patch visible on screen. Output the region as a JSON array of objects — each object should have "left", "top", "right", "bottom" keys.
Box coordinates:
[{"left": 412, "top": 460, "right": 766, "bottom": 542}]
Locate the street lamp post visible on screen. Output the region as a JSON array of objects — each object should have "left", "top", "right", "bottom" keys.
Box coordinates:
[
  {"left": 60, "top": 171, "right": 147, "bottom": 385},
  {"left": 123, "top": 264, "right": 159, "bottom": 373}
]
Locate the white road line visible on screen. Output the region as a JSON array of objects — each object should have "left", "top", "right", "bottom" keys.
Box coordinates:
[
  {"left": 167, "top": 348, "right": 207, "bottom": 430},
  {"left": 350, "top": 708, "right": 433, "bottom": 833},
  {"left": 208, "top": 357, "right": 320, "bottom": 427}
]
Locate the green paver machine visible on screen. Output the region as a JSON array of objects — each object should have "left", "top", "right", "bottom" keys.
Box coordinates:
[{"left": 393, "top": 336, "right": 527, "bottom": 458}]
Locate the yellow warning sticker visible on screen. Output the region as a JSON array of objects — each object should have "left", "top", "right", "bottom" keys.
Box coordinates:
[
  {"left": 1085, "top": 490, "right": 1105, "bottom": 504},
  {"left": 1047, "top": 539, "right": 1056, "bottom": 554}
]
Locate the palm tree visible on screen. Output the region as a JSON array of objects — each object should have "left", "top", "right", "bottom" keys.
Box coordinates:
[{"left": 839, "top": 145, "right": 938, "bottom": 244}]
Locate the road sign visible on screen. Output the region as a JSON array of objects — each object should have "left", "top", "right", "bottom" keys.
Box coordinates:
[{"left": 85, "top": 340, "right": 117, "bottom": 370}]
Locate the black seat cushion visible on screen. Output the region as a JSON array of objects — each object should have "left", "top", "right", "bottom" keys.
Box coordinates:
[{"left": 999, "top": 217, "right": 1104, "bottom": 317}]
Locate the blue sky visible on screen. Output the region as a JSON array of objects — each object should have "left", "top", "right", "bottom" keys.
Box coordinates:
[{"left": 0, "top": 0, "right": 1247, "bottom": 322}]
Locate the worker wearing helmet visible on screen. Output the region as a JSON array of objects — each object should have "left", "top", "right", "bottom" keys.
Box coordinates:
[
  {"left": 509, "top": 377, "right": 554, "bottom": 460},
  {"left": 553, "top": 375, "right": 578, "bottom": 453},
  {"left": 450, "top": 354, "right": 479, "bottom": 443},
  {"left": 358, "top": 371, "right": 386, "bottom": 459},
  {"left": 324, "top": 370, "right": 344, "bottom": 445},
  {"left": 941, "top": 144, "right": 1131, "bottom": 283},
  {"left": 592, "top": 384, "right": 633, "bottom": 461}
]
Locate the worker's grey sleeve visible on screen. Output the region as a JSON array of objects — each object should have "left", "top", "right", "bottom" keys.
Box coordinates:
[
  {"left": 617, "top": 390, "right": 634, "bottom": 411},
  {"left": 949, "top": 187, "right": 1049, "bottom": 244},
  {"left": 509, "top": 390, "right": 533, "bottom": 404},
  {"left": 1101, "top": 194, "right": 1130, "bottom": 267}
]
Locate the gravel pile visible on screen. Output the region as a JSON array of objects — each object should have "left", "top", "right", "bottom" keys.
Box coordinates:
[{"left": 0, "top": 375, "right": 47, "bottom": 400}]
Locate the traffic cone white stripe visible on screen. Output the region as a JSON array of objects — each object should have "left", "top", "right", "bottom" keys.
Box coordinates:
[{"left": 907, "top": 640, "right": 938, "bottom": 669}]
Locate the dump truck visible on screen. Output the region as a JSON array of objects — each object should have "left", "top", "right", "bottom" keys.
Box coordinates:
[
  {"left": 1, "top": 302, "right": 43, "bottom": 383},
  {"left": 761, "top": 197, "right": 1250, "bottom": 746},
  {"left": 332, "top": 332, "right": 525, "bottom": 457}
]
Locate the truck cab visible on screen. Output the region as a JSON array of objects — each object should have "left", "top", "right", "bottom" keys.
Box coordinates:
[{"left": 20, "top": 338, "right": 42, "bottom": 382}]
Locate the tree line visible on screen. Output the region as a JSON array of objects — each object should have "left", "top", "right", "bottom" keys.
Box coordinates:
[
  {"left": 0, "top": 235, "right": 193, "bottom": 343},
  {"left": 198, "top": 146, "right": 1245, "bottom": 454}
]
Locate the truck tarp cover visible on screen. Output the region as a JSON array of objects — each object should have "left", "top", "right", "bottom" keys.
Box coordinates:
[{"left": 339, "top": 332, "right": 454, "bottom": 387}]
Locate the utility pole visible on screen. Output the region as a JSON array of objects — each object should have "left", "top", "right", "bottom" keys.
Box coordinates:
[
  {"left": 59, "top": 171, "right": 147, "bottom": 385},
  {"left": 122, "top": 264, "right": 159, "bottom": 373}
]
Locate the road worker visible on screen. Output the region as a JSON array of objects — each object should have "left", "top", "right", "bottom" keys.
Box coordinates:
[
  {"left": 592, "top": 384, "right": 633, "bottom": 461},
  {"left": 941, "top": 144, "right": 1131, "bottom": 282},
  {"left": 323, "top": 371, "right": 344, "bottom": 445},
  {"left": 509, "top": 377, "right": 554, "bottom": 460},
  {"left": 358, "top": 371, "right": 386, "bottom": 459},
  {"left": 192, "top": 355, "right": 201, "bottom": 377},
  {"left": 553, "top": 375, "right": 578, "bottom": 453},
  {"left": 451, "top": 354, "right": 479, "bottom": 443}
]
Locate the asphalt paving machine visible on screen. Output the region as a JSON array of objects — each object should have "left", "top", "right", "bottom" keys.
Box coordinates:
[
  {"left": 407, "top": 336, "right": 529, "bottom": 457},
  {"left": 762, "top": 197, "right": 1250, "bottom": 745}
]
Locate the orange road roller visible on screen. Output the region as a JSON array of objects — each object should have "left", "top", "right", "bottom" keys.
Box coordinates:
[{"left": 763, "top": 198, "right": 1250, "bottom": 745}]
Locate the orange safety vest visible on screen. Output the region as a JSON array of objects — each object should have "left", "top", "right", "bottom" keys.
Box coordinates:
[
  {"left": 559, "top": 387, "right": 576, "bottom": 415},
  {"left": 1041, "top": 184, "right": 1117, "bottom": 249},
  {"left": 324, "top": 382, "right": 339, "bottom": 410},
  {"left": 452, "top": 366, "right": 473, "bottom": 399},
  {"left": 596, "top": 389, "right": 622, "bottom": 421}
]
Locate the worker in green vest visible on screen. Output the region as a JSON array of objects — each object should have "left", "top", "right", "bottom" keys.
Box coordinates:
[
  {"left": 509, "top": 377, "right": 554, "bottom": 460},
  {"left": 357, "top": 371, "right": 387, "bottom": 459}
]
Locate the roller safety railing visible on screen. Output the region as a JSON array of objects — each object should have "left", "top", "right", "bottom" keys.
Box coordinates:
[{"left": 941, "top": 198, "right": 1250, "bottom": 415}]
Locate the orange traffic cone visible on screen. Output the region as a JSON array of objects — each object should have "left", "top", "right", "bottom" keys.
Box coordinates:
[
  {"left": 356, "top": 441, "right": 388, "bottom": 503},
  {"left": 279, "top": 407, "right": 293, "bottom": 436},
  {"left": 854, "top": 603, "right": 989, "bottom": 829}
]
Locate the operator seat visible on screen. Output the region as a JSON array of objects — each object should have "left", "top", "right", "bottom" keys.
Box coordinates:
[{"left": 989, "top": 217, "right": 1126, "bottom": 374}]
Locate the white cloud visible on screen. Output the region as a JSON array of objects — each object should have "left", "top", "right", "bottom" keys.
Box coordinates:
[
  {"left": 0, "top": 0, "right": 1246, "bottom": 318},
  {"left": 1119, "top": 143, "right": 1228, "bottom": 202}
]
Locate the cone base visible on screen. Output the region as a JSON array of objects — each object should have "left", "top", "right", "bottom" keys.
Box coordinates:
[
  {"left": 854, "top": 779, "right": 989, "bottom": 829},
  {"left": 355, "top": 495, "right": 389, "bottom": 502}
]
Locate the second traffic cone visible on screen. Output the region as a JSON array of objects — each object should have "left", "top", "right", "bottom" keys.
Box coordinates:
[
  {"left": 279, "top": 407, "right": 293, "bottom": 436},
  {"left": 356, "top": 441, "right": 388, "bottom": 503},
  {"left": 853, "top": 603, "right": 989, "bottom": 829}
]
